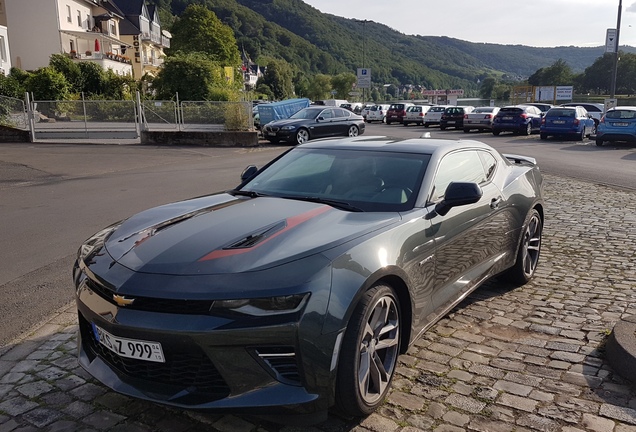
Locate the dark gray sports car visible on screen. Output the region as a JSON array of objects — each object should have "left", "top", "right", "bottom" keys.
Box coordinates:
[{"left": 74, "top": 136, "right": 544, "bottom": 424}]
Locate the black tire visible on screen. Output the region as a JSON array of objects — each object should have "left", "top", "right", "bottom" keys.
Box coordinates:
[
  {"left": 424, "top": 123, "right": 429, "bottom": 128},
  {"left": 440, "top": 125, "right": 446, "bottom": 131},
  {"left": 335, "top": 284, "right": 401, "bottom": 417},
  {"left": 386, "top": 121, "right": 392, "bottom": 125},
  {"left": 524, "top": 123, "right": 532, "bottom": 136},
  {"left": 504, "top": 209, "right": 542, "bottom": 286},
  {"left": 596, "top": 138, "right": 604, "bottom": 146},
  {"left": 493, "top": 130, "right": 500, "bottom": 136},
  {"left": 577, "top": 128, "right": 585, "bottom": 141},
  {"left": 540, "top": 133, "right": 547, "bottom": 140},
  {"left": 267, "top": 138, "right": 280, "bottom": 145},
  {"left": 403, "top": 122, "right": 408, "bottom": 127},
  {"left": 463, "top": 128, "right": 470, "bottom": 133},
  {"left": 348, "top": 125, "right": 359, "bottom": 137},
  {"left": 295, "top": 128, "right": 310, "bottom": 145}
]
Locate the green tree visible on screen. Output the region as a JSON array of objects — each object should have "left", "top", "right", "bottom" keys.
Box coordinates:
[
  {"left": 306, "top": 74, "right": 331, "bottom": 101},
  {"left": 77, "top": 62, "right": 106, "bottom": 96},
  {"left": 258, "top": 59, "right": 294, "bottom": 100},
  {"left": 152, "top": 52, "right": 227, "bottom": 100},
  {"left": 331, "top": 72, "right": 356, "bottom": 100},
  {"left": 24, "top": 67, "right": 70, "bottom": 101},
  {"left": 479, "top": 76, "right": 497, "bottom": 99},
  {"left": 0, "top": 73, "right": 24, "bottom": 99},
  {"left": 169, "top": 4, "right": 241, "bottom": 68},
  {"left": 528, "top": 59, "right": 573, "bottom": 86},
  {"left": 49, "top": 54, "right": 82, "bottom": 92}
]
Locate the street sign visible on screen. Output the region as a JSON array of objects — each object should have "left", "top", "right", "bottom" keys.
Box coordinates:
[
  {"left": 556, "top": 86, "right": 573, "bottom": 101},
  {"left": 357, "top": 68, "right": 371, "bottom": 89},
  {"left": 330, "top": 90, "right": 337, "bottom": 95},
  {"left": 606, "top": 28, "right": 617, "bottom": 53},
  {"left": 348, "top": 91, "right": 361, "bottom": 96}
]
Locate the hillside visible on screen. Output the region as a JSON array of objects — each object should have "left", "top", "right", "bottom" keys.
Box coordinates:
[{"left": 159, "top": 0, "right": 635, "bottom": 93}]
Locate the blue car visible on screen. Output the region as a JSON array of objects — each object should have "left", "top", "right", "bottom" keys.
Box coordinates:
[
  {"left": 596, "top": 106, "right": 636, "bottom": 146},
  {"left": 492, "top": 105, "right": 543, "bottom": 136},
  {"left": 540, "top": 106, "right": 595, "bottom": 141}
]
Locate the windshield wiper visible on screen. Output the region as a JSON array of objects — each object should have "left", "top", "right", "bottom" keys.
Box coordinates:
[
  {"left": 284, "top": 196, "right": 363, "bottom": 212},
  {"left": 228, "top": 189, "right": 268, "bottom": 198}
]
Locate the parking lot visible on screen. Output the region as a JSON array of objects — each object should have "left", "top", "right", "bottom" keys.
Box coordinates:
[{"left": 1, "top": 138, "right": 636, "bottom": 431}]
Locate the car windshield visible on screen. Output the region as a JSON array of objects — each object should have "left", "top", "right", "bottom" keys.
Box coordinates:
[
  {"left": 499, "top": 108, "right": 523, "bottom": 114},
  {"left": 474, "top": 107, "right": 495, "bottom": 113},
  {"left": 239, "top": 148, "right": 430, "bottom": 212},
  {"left": 430, "top": 107, "right": 446, "bottom": 112},
  {"left": 290, "top": 108, "right": 323, "bottom": 120}
]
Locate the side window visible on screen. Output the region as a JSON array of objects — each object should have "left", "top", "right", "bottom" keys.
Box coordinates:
[
  {"left": 431, "top": 151, "right": 487, "bottom": 201},
  {"left": 321, "top": 109, "right": 334, "bottom": 119},
  {"left": 334, "top": 108, "right": 348, "bottom": 118},
  {"left": 478, "top": 151, "right": 497, "bottom": 181}
]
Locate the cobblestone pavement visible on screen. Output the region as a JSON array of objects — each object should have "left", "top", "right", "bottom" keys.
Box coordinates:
[{"left": 1, "top": 173, "right": 636, "bottom": 432}]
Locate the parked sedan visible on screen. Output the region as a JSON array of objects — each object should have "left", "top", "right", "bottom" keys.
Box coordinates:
[
  {"left": 366, "top": 104, "right": 391, "bottom": 123},
  {"left": 492, "top": 105, "right": 543, "bottom": 136},
  {"left": 560, "top": 102, "right": 604, "bottom": 125},
  {"left": 75, "top": 136, "right": 544, "bottom": 424},
  {"left": 540, "top": 106, "right": 595, "bottom": 140},
  {"left": 463, "top": 106, "right": 500, "bottom": 132},
  {"left": 262, "top": 106, "right": 365, "bottom": 145},
  {"left": 439, "top": 106, "right": 474, "bottom": 130},
  {"left": 596, "top": 106, "right": 636, "bottom": 146},
  {"left": 423, "top": 105, "right": 451, "bottom": 127},
  {"left": 402, "top": 105, "right": 431, "bottom": 126}
]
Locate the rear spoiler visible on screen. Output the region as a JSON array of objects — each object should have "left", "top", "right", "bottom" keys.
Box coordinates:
[{"left": 503, "top": 153, "right": 537, "bottom": 166}]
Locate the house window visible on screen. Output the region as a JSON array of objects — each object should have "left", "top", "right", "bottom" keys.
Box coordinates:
[
  {"left": 66, "top": 6, "right": 71, "bottom": 23},
  {"left": 0, "top": 36, "right": 6, "bottom": 62},
  {"left": 86, "top": 14, "right": 91, "bottom": 30},
  {"left": 110, "top": 22, "right": 116, "bottom": 36},
  {"left": 77, "top": 10, "right": 81, "bottom": 27}
]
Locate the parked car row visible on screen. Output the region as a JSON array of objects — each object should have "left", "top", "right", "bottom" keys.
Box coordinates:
[{"left": 259, "top": 100, "right": 631, "bottom": 147}]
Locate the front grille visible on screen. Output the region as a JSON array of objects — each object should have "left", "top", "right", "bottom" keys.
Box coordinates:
[
  {"left": 265, "top": 126, "right": 280, "bottom": 132},
  {"left": 85, "top": 279, "right": 214, "bottom": 315},
  {"left": 79, "top": 314, "right": 230, "bottom": 397},
  {"left": 254, "top": 346, "right": 301, "bottom": 386}
]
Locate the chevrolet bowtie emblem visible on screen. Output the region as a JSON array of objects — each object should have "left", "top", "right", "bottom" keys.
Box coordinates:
[{"left": 113, "top": 294, "right": 135, "bottom": 307}]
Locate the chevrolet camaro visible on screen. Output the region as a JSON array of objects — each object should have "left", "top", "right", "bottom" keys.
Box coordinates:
[{"left": 74, "top": 136, "right": 544, "bottom": 424}]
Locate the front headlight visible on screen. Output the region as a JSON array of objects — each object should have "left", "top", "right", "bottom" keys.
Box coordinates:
[
  {"left": 211, "top": 293, "right": 309, "bottom": 316},
  {"left": 281, "top": 125, "right": 296, "bottom": 131},
  {"left": 77, "top": 222, "right": 122, "bottom": 262}
]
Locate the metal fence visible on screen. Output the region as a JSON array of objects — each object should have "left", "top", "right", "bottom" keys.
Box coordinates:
[
  {"left": 0, "top": 95, "right": 27, "bottom": 130},
  {"left": 15, "top": 93, "right": 254, "bottom": 142}
]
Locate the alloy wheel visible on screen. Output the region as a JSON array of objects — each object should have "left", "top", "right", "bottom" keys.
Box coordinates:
[
  {"left": 357, "top": 295, "right": 400, "bottom": 404},
  {"left": 521, "top": 213, "right": 542, "bottom": 278}
]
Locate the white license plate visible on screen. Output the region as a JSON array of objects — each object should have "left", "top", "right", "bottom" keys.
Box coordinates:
[
  {"left": 502, "top": 116, "right": 513, "bottom": 120},
  {"left": 267, "top": 131, "right": 277, "bottom": 136},
  {"left": 613, "top": 122, "right": 629, "bottom": 127},
  {"left": 447, "top": 121, "right": 455, "bottom": 124},
  {"left": 553, "top": 120, "right": 565, "bottom": 124},
  {"left": 92, "top": 323, "right": 165, "bottom": 363}
]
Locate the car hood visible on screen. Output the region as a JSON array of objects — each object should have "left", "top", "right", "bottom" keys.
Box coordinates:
[{"left": 104, "top": 193, "right": 399, "bottom": 275}]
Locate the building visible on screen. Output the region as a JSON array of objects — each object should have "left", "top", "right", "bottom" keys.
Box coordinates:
[
  {"left": 114, "top": 0, "right": 170, "bottom": 79},
  {"left": 0, "top": 0, "right": 132, "bottom": 76},
  {"left": 0, "top": 24, "right": 11, "bottom": 75}
]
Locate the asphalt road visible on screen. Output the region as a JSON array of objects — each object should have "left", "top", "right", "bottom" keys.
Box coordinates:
[{"left": 0, "top": 128, "right": 634, "bottom": 346}]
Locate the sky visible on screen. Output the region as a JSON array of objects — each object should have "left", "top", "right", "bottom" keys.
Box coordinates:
[{"left": 302, "top": 0, "right": 636, "bottom": 48}]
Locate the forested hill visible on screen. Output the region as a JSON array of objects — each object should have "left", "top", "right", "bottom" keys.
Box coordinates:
[{"left": 156, "top": 0, "right": 635, "bottom": 89}]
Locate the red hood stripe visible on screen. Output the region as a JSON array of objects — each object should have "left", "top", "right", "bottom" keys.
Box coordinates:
[{"left": 198, "top": 205, "right": 332, "bottom": 262}]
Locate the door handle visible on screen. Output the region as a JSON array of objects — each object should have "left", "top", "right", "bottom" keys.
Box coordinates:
[{"left": 490, "top": 197, "right": 502, "bottom": 209}]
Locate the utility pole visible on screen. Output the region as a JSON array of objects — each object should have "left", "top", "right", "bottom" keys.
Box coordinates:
[
  {"left": 610, "top": 0, "right": 623, "bottom": 99},
  {"left": 354, "top": 19, "right": 369, "bottom": 103}
]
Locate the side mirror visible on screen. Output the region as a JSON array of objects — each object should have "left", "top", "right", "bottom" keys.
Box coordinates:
[
  {"left": 317, "top": 116, "right": 325, "bottom": 122},
  {"left": 435, "top": 182, "right": 483, "bottom": 216},
  {"left": 241, "top": 165, "right": 258, "bottom": 182}
]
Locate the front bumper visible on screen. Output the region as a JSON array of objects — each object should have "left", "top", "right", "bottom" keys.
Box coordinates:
[
  {"left": 74, "top": 261, "right": 338, "bottom": 421},
  {"left": 596, "top": 132, "right": 636, "bottom": 142}
]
